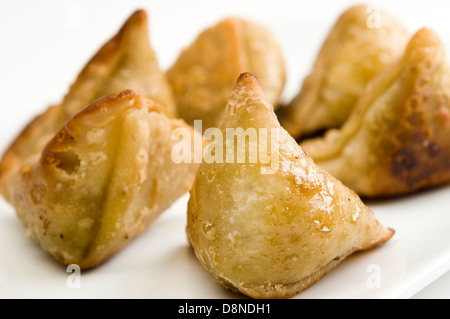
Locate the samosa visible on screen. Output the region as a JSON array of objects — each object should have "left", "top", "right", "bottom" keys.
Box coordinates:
[
  {"left": 8, "top": 90, "right": 202, "bottom": 269},
  {"left": 278, "top": 5, "right": 409, "bottom": 138},
  {"left": 301, "top": 28, "right": 450, "bottom": 197},
  {"left": 187, "top": 73, "right": 393, "bottom": 298},
  {"left": 167, "top": 18, "right": 286, "bottom": 131}
]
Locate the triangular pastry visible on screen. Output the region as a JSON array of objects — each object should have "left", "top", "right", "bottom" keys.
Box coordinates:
[
  {"left": 301, "top": 28, "right": 450, "bottom": 198},
  {"left": 186, "top": 73, "right": 393, "bottom": 299},
  {"left": 167, "top": 18, "right": 285, "bottom": 131},
  {"left": 278, "top": 5, "right": 409, "bottom": 139},
  {"left": 8, "top": 90, "right": 202, "bottom": 269},
  {"left": 0, "top": 9, "right": 176, "bottom": 200},
  {"left": 62, "top": 9, "right": 177, "bottom": 119}
]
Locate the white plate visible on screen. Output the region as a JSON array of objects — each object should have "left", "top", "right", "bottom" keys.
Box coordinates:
[
  {"left": 1, "top": 0, "right": 450, "bottom": 299},
  {"left": 1, "top": 185, "right": 450, "bottom": 299}
]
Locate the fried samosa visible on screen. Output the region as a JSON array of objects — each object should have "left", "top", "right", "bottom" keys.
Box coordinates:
[
  {"left": 0, "top": 9, "right": 176, "bottom": 200},
  {"left": 167, "top": 18, "right": 286, "bottom": 130},
  {"left": 301, "top": 28, "right": 450, "bottom": 198},
  {"left": 8, "top": 90, "right": 202, "bottom": 269},
  {"left": 278, "top": 5, "right": 409, "bottom": 138},
  {"left": 62, "top": 9, "right": 176, "bottom": 119},
  {"left": 187, "top": 73, "right": 393, "bottom": 299}
]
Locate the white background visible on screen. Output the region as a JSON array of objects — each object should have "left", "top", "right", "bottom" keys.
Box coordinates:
[{"left": 0, "top": 0, "right": 449, "bottom": 298}]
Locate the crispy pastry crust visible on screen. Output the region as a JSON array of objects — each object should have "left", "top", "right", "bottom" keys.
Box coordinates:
[
  {"left": 278, "top": 5, "right": 409, "bottom": 138},
  {"left": 187, "top": 73, "right": 393, "bottom": 299},
  {"left": 301, "top": 28, "right": 450, "bottom": 197}
]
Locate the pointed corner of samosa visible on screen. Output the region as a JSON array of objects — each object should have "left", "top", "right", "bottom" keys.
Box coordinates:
[
  {"left": 122, "top": 9, "right": 149, "bottom": 31},
  {"left": 411, "top": 27, "right": 441, "bottom": 46},
  {"left": 386, "top": 227, "right": 395, "bottom": 241},
  {"left": 228, "top": 72, "right": 270, "bottom": 112},
  {"left": 403, "top": 27, "right": 444, "bottom": 66},
  {"left": 236, "top": 72, "right": 262, "bottom": 88},
  {"left": 115, "top": 9, "right": 149, "bottom": 43},
  {"left": 377, "top": 227, "right": 395, "bottom": 246},
  {"left": 220, "top": 72, "right": 278, "bottom": 129}
]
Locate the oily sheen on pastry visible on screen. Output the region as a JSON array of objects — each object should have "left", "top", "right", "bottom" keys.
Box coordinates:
[
  {"left": 0, "top": 9, "right": 176, "bottom": 200},
  {"left": 278, "top": 5, "right": 409, "bottom": 139},
  {"left": 167, "top": 18, "right": 285, "bottom": 130},
  {"left": 8, "top": 90, "right": 202, "bottom": 269},
  {"left": 301, "top": 28, "right": 450, "bottom": 198},
  {"left": 187, "top": 73, "right": 393, "bottom": 299}
]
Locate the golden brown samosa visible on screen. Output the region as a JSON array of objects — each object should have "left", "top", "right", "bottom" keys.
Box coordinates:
[
  {"left": 8, "top": 90, "right": 202, "bottom": 269},
  {"left": 167, "top": 18, "right": 286, "bottom": 131},
  {"left": 301, "top": 28, "right": 450, "bottom": 197},
  {"left": 187, "top": 73, "right": 393, "bottom": 299},
  {"left": 278, "top": 5, "right": 409, "bottom": 138}
]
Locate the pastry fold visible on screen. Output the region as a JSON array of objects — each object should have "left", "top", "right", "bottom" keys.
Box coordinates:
[
  {"left": 187, "top": 73, "right": 393, "bottom": 299},
  {"left": 301, "top": 28, "right": 450, "bottom": 197},
  {"left": 278, "top": 5, "right": 409, "bottom": 138},
  {"left": 167, "top": 18, "right": 285, "bottom": 130},
  {"left": 9, "top": 90, "right": 201, "bottom": 269}
]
